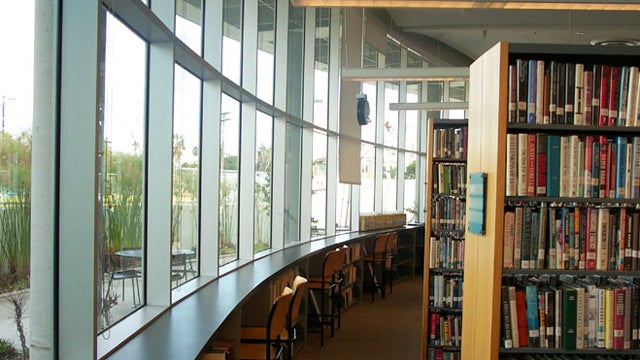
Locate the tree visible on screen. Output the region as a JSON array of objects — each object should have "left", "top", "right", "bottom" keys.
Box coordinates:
[{"left": 405, "top": 159, "right": 416, "bottom": 179}]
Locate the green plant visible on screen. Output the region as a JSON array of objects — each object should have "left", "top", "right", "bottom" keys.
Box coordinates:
[
  {"left": 0, "top": 338, "right": 19, "bottom": 359},
  {"left": 0, "top": 191, "right": 30, "bottom": 282}
]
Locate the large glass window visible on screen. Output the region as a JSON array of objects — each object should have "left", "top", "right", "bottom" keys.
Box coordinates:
[
  {"left": 404, "top": 152, "right": 418, "bottom": 222},
  {"left": 254, "top": 111, "right": 272, "bottom": 252},
  {"left": 360, "top": 143, "right": 375, "bottom": 213},
  {"left": 219, "top": 94, "right": 240, "bottom": 266},
  {"left": 336, "top": 183, "right": 351, "bottom": 233},
  {"left": 361, "top": 81, "right": 377, "bottom": 143},
  {"left": 311, "top": 131, "right": 327, "bottom": 238},
  {"left": 172, "top": 65, "right": 201, "bottom": 289},
  {"left": 405, "top": 82, "right": 420, "bottom": 151},
  {"left": 284, "top": 123, "right": 302, "bottom": 244},
  {"left": 382, "top": 148, "right": 397, "bottom": 212},
  {"left": 98, "top": 12, "right": 147, "bottom": 330},
  {"left": 175, "top": 0, "right": 202, "bottom": 55},
  {"left": 286, "top": 3, "right": 305, "bottom": 118},
  {"left": 362, "top": 43, "right": 378, "bottom": 69},
  {"left": 222, "top": 0, "right": 243, "bottom": 84},
  {"left": 386, "top": 38, "right": 401, "bottom": 68},
  {"left": 257, "top": 0, "right": 275, "bottom": 104},
  {"left": 384, "top": 82, "right": 399, "bottom": 148},
  {"left": 313, "top": 8, "right": 330, "bottom": 129}
]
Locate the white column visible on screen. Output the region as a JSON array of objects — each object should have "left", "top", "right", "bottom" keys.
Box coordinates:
[
  {"left": 147, "top": 0, "right": 175, "bottom": 306},
  {"left": 30, "top": 0, "right": 57, "bottom": 358},
  {"left": 58, "top": 1, "right": 100, "bottom": 358}
]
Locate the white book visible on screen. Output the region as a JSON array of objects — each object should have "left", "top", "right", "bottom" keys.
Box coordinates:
[
  {"left": 596, "top": 208, "right": 610, "bottom": 270},
  {"left": 626, "top": 66, "right": 639, "bottom": 127},
  {"left": 506, "top": 134, "right": 518, "bottom": 196},
  {"left": 574, "top": 63, "right": 585, "bottom": 125},
  {"left": 536, "top": 60, "right": 545, "bottom": 124},
  {"left": 508, "top": 286, "right": 520, "bottom": 348}
]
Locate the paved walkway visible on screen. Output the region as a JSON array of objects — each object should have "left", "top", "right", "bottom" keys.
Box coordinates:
[{"left": 0, "top": 290, "right": 30, "bottom": 355}]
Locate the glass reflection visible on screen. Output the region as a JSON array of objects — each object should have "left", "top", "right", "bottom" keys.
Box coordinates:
[
  {"left": 284, "top": 123, "right": 302, "bottom": 244},
  {"left": 223, "top": 0, "right": 243, "bottom": 84},
  {"left": 98, "top": 12, "right": 146, "bottom": 331},
  {"left": 220, "top": 94, "right": 240, "bottom": 266},
  {"left": 383, "top": 148, "right": 397, "bottom": 212},
  {"left": 404, "top": 152, "right": 418, "bottom": 222},
  {"left": 384, "top": 82, "right": 399, "bottom": 148},
  {"left": 405, "top": 82, "right": 420, "bottom": 151},
  {"left": 255, "top": 111, "right": 273, "bottom": 252},
  {"left": 287, "top": 4, "right": 304, "bottom": 118},
  {"left": 314, "top": 8, "right": 330, "bottom": 128},
  {"left": 360, "top": 143, "right": 375, "bottom": 213},
  {"left": 361, "top": 81, "right": 377, "bottom": 143},
  {"left": 175, "top": 0, "right": 202, "bottom": 55},
  {"left": 171, "top": 65, "right": 201, "bottom": 289},
  {"left": 336, "top": 183, "right": 351, "bottom": 233},
  {"left": 311, "top": 131, "right": 327, "bottom": 238},
  {"left": 257, "top": 0, "right": 275, "bottom": 103}
]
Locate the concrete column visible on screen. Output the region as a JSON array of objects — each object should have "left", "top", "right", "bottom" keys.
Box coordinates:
[{"left": 30, "top": 0, "right": 58, "bottom": 358}]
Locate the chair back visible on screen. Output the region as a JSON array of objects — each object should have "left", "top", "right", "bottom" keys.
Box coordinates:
[
  {"left": 386, "top": 232, "right": 397, "bottom": 252},
  {"left": 267, "top": 287, "right": 293, "bottom": 341},
  {"left": 290, "top": 276, "right": 309, "bottom": 324},
  {"left": 324, "top": 249, "right": 345, "bottom": 277},
  {"left": 373, "top": 233, "right": 388, "bottom": 256}
]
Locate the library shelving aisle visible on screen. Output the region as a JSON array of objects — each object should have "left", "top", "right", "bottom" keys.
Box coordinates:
[
  {"left": 423, "top": 118, "right": 468, "bottom": 360},
  {"left": 462, "top": 41, "right": 640, "bottom": 360}
]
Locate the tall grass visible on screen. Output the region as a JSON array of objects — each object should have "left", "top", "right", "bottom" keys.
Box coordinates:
[{"left": 0, "top": 193, "right": 30, "bottom": 283}]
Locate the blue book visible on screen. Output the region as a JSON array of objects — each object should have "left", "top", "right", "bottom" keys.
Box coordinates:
[
  {"left": 527, "top": 59, "right": 537, "bottom": 124},
  {"left": 525, "top": 285, "right": 541, "bottom": 347},
  {"left": 616, "top": 136, "right": 628, "bottom": 198},
  {"left": 547, "top": 135, "right": 561, "bottom": 196}
]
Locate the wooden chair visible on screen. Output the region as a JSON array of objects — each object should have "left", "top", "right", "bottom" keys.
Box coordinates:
[
  {"left": 284, "top": 275, "right": 308, "bottom": 359},
  {"left": 308, "top": 248, "right": 345, "bottom": 347},
  {"left": 385, "top": 232, "right": 398, "bottom": 295},
  {"left": 363, "top": 233, "right": 388, "bottom": 302},
  {"left": 240, "top": 287, "right": 293, "bottom": 360}
]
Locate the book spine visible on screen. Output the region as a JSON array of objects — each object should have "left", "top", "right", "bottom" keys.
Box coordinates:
[
  {"left": 599, "top": 65, "right": 611, "bottom": 126},
  {"left": 502, "top": 286, "right": 514, "bottom": 348},
  {"left": 549, "top": 61, "right": 558, "bottom": 123},
  {"left": 503, "top": 211, "right": 515, "bottom": 269},
  {"left": 506, "top": 134, "right": 518, "bottom": 196},
  {"left": 527, "top": 133, "right": 537, "bottom": 196},
  {"left": 605, "top": 287, "right": 615, "bottom": 349},
  {"left": 574, "top": 63, "right": 585, "bottom": 125},
  {"left": 516, "top": 289, "right": 530, "bottom": 347},
  {"left": 584, "top": 70, "right": 594, "bottom": 125},
  {"left": 518, "top": 133, "right": 528, "bottom": 196},
  {"left": 596, "top": 208, "right": 610, "bottom": 270},
  {"left": 628, "top": 66, "right": 639, "bottom": 127},
  {"left": 592, "top": 64, "right": 602, "bottom": 126},
  {"left": 509, "top": 286, "right": 520, "bottom": 347},
  {"left": 536, "top": 60, "right": 545, "bottom": 124},
  {"left": 547, "top": 135, "right": 561, "bottom": 197},
  {"left": 614, "top": 287, "right": 625, "bottom": 350},
  {"left": 586, "top": 207, "right": 598, "bottom": 270},
  {"left": 618, "top": 66, "right": 629, "bottom": 126},
  {"left": 514, "top": 207, "right": 523, "bottom": 269},
  {"left": 537, "top": 203, "right": 548, "bottom": 269},
  {"left": 521, "top": 206, "right": 533, "bottom": 269},
  {"left": 557, "top": 62, "right": 566, "bottom": 124},
  {"left": 526, "top": 285, "right": 541, "bottom": 347},
  {"left": 528, "top": 59, "right": 537, "bottom": 124},
  {"left": 509, "top": 64, "right": 517, "bottom": 123},
  {"left": 609, "top": 66, "right": 620, "bottom": 126},
  {"left": 536, "top": 133, "right": 548, "bottom": 196},
  {"left": 584, "top": 135, "right": 594, "bottom": 197},
  {"left": 565, "top": 63, "right": 575, "bottom": 125},
  {"left": 517, "top": 59, "right": 529, "bottom": 123},
  {"left": 562, "top": 287, "right": 578, "bottom": 350}
]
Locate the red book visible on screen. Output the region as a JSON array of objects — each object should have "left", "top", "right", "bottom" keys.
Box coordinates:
[
  {"left": 516, "top": 290, "right": 530, "bottom": 348},
  {"left": 599, "top": 65, "right": 611, "bottom": 126},
  {"left": 430, "top": 313, "right": 438, "bottom": 344},
  {"left": 527, "top": 133, "right": 537, "bottom": 196},
  {"left": 609, "top": 66, "right": 620, "bottom": 126},
  {"left": 536, "top": 134, "right": 548, "bottom": 196}
]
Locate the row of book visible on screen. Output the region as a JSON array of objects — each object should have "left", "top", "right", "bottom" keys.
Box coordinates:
[
  {"left": 501, "top": 279, "right": 640, "bottom": 351},
  {"left": 428, "top": 312, "right": 462, "bottom": 348},
  {"left": 427, "top": 348, "right": 460, "bottom": 360},
  {"left": 432, "top": 127, "right": 468, "bottom": 159},
  {"left": 508, "top": 60, "right": 640, "bottom": 126},
  {"left": 429, "top": 236, "right": 465, "bottom": 270},
  {"left": 503, "top": 205, "right": 640, "bottom": 271},
  {"left": 429, "top": 274, "right": 463, "bottom": 309},
  {"left": 433, "top": 163, "right": 467, "bottom": 196},
  {"left": 506, "top": 133, "right": 640, "bottom": 199},
  {"left": 431, "top": 197, "right": 466, "bottom": 232},
  {"left": 501, "top": 355, "right": 639, "bottom": 359}
]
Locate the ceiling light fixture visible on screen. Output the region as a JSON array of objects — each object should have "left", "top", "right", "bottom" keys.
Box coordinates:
[
  {"left": 590, "top": 39, "right": 640, "bottom": 46},
  {"left": 290, "top": 0, "right": 640, "bottom": 11}
]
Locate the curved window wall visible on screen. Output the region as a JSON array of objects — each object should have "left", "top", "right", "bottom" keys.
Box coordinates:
[{"left": 50, "top": 2, "right": 452, "bottom": 356}]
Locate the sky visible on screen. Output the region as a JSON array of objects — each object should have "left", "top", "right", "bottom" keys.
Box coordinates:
[{"left": 0, "top": 0, "right": 35, "bottom": 136}]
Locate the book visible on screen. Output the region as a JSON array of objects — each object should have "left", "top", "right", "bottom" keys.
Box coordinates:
[
  {"left": 547, "top": 135, "right": 561, "bottom": 197},
  {"left": 508, "top": 286, "right": 520, "bottom": 348},
  {"left": 614, "top": 286, "right": 625, "bottom": 349},
  {"left": 527, "top": 133, "right": 536, "bottom": 196},
  {"left": 514, "top": 207, "right": 523, "bottom": 269},
  {"left": 599, "top": 65, "right": 611, "bottom": 126},
  {"left": 501, "top": 286, "right": 514, "bottom": 348},
  {"left": 536, "top": 133, "right": 547, "bottom": 196},
  {"left": 596, "top": 208, "right": 610, "bottom": 270},
  {"left": 536, "top": 60, "right": 545, "bottom": 124},
  {"left": 562, "top": 286, "right": 578, "bottom": 350},
  {"left": 518, "top": 133, "right": 528, "bottom": 196},
  {"left": 592, "top": 64, "right": 602, "bottom": 126},
  {"left": 586, "top": 207, "right": 598, "bottom": 270},
  {"left": 509, "top": 65, "right": 517, "bottom": 123},
  {"left": 618, "top": 66, "right": 629, "bottom": 126},
  {"left": 549, "top": 60, "right": 558, "bottom": 123},
  {"left": 516, "top": 289, "right": 529, "bottom": 347},
  {"left": 616, "top": 136, "right": 628, "bottom": 198},
  {"left": 609, "top": 66, "right": 620, "bottom": 126},
  {"left": 506, "top": 134, "right": 518, "bottom": 196},
  {"left": 521, "top": 206, "right": 533, "bottom": 269},
  {"left": 503, "top": 211, "right": 515, "bottom": 269},
  {"left": 605, "top": 287, "right": 615, "bottom": 349},
  {"left": 537, "top": 203, "right": 548, "bottom": 269},
  {"left": 628, "top": 66, "right": 639, "bottom": 127},
  {"left": 526, "top": 285, "right": 541, "bottom": 347},
  {"left": 574, "top": 63, "right": 585, "bottom": 125},
  {"left": 557, "top": 62, "right": 566, "bottom": 124},
  {"left": 565, "top": 63, "right": 576, "bottom": 125},
  {"left": 528, "top": 59, "right": 538, "bottom": 124},
  {"left": 517, "top": 59, "right": 529, "bottom": 123},
  {"left": 584, "top": 70, "right": 594, "bottom": 125}
]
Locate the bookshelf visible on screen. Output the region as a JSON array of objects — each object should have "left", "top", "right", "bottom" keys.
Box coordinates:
[
  {"left": 423, "top": 117, "right": 468, "bottom": 360},
  {"left": 462, "top": 41, "right": 640, "bottom": 360}
]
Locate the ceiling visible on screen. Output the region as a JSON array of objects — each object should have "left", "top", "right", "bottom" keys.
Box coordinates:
[{"left": 386, "top": 8, "right": 640, "bottom": 61}]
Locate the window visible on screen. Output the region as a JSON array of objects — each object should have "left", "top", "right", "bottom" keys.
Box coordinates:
[
  {"left": 313, "top": 8, "right": 330, "bottom": 129},
  {"left": 384, "top": 82, "right": 399, "bottom": 148},
  {"left": 362, "top": 43, "right": 378, "bottom": 69},
  {"left": 257, "top": 0, "right": 275, "bottom": 104},
  {"left": 254, "top": 111, "right": 273, "bottom": 252},
  {"left": 405, "top": 82, "right": 421, "bottom": 151},
  {"left": 385, "top": 38, "right": 401, "bottom": 68},
  {"left": 404, "top": 152, "right": 418, "bottom": 222},
  {"left": 360, "top": 143, "right": 375, "bottom": 213},
  {"left": 222, "top": 0, "right": 243, "bottom": 84},
  {"left": 171, "top": 65, "right": 201, "bottom": 289},
  {"left": 336, "top": 183, "right": 351, "bottom": 233},
  {"left": 284, "top": 123, "right": 302, "bottom": 244},
  {"left": 98, "top": 12, "right": 147, "bottom": 330},
  {"left": 382, "top": 148, "right": 397, "bottom": 212},
  {"left": 286, "top": 3, "right": 305, "bottom": 118},
  {"left": 311, "top": 131, "right": 327, "bottom": 237},
  {"left": 220, "top": 94, "right": 240, "bottom": 266},
  {"left": 361, "top": 81, "right": 377, "bottom": 143},
  {"left": 175, "top": 0, "right": 202, "bottom": 55}
]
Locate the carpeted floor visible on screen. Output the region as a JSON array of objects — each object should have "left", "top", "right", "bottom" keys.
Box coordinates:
[{"left": 296, "top": 275, "right": 424, "bottom": 360}]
